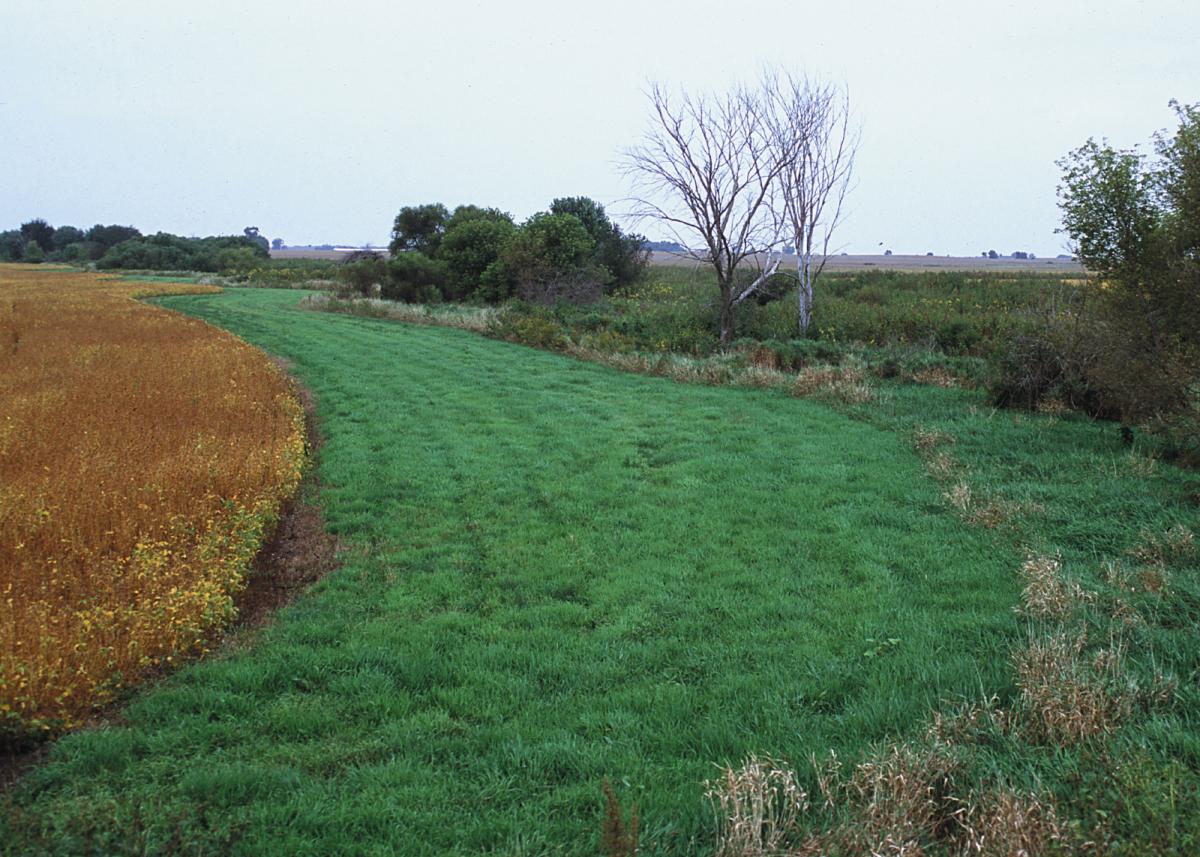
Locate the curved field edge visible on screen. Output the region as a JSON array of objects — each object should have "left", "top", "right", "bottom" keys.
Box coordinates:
[
  {"left": 0, "top": 266, "right": 306, "bottom": 737},
  {"left": 3, "top": 287, "right": 1032, "bottom": 855}
]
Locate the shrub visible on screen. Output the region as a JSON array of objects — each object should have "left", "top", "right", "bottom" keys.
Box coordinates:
[
  {"left": 382, "top": 252, "right": 448, "bottom": 303},
  {"left": 217, "top": 246, "right": 261, "bottom": 274},
  {"left": 338, "top": 255, "right": 388, "bottom": 297},
  {"left": 21, "top": 240, "right": 45, "bottom": 263},
  {"left": 549, "top": 196, "right": 649, "bottom": 290},
  {"left": 97, "top": 233, "right": 268, "bottom": 272},
  {"left": 439, "top": 216, "right": 516, "bottom": 300},
  {"left": 491, "top": 313, "right": 570, "bottom": 350}
]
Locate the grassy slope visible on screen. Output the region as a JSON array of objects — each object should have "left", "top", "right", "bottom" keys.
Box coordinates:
[
  {"left": 3, "top": 288, "right": 1025, "bottom": 855},
  {"left": 6, "top": 287, "right": 1197, "bottom": 853}
]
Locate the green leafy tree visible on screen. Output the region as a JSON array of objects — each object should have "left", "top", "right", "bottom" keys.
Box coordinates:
[
  {"left": 1054, "top": 100, "right": 1200, "bottom": 453},
  {"left": 389, "top": 204, "right": 450, "bottom": 256},
  {"left": 85, "top": 224, "right": 141, "bottom": 251},
  {"left": 444, "top": 205, "right": 513, "bottom": 232},
  {"left": 242, "top": 227, "right": 270, "bottom": 252},
  {"left": 549, "top": 197, "right": 648, "bottom": 289},
  {"left": 51, "top": 225, "right": 85, "bottom": 250},
  {"left": 0, "top": 230, "right": 24, "bottom": 261},
  {"left": 382, "top": 253, "right": 448, "bottom": 303},
  {"left": 439, "top": 215, "right": 516, "bottom": 300},
  {"left": 22, "top": 240, "right": 45, "bottom": 263},
  {"left": 20, "top": 220, "right": 55, "bottom": 253},
  {"left": 487, "top": 212, "right": 605, "bottom": 304}
]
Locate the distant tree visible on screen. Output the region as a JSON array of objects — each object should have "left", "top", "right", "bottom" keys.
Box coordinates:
[
  {"left": 1011, "top": 250, "right": 1029, "bottom": 259},
  {"left": 0, "top": 230, "right": 24, "bottom": 261},
  {"left": 242, "top": 226, "right": 270, "bottom": 251},
  {"left": 85, "top": 224, "right": 141, "bottom": 252},
  {"left": 484, "top": 213, "right": 601, "bottom": 304},
  {"left": 20, "top": 220, "right": 55, "bottom": 253},
  {"left": 884, "top": 249, "right": 893, "bottom": 256},
  {"left": 549, "top": 196, "right": 649, "bottom": 289},
  {"left": 271, "top": 237, "right": 284, "bottom": 250},
  {"left": 389, "top": 203, "right": 450, "bottom": 256},
  {"left": 439, "top": 214, "right": 516, "bottom": 300},
  {"left": 624, "top": 80, "right": 794, "bottom": 343},
  {"left": 382, "top": 253, "right": 448, "bottom": 303},
  {"left": 51, "top": 225, "right": 85, "bottom": 250},
  {"left": 987, "top": 249, "right": 999, "bottom": 259},
  {"left": 22, "top": 240, "right": 45, "bottom": 263}
]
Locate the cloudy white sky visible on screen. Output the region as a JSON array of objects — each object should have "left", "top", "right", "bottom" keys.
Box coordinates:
[{"left": 2, "top": 0, "right": 1196, "bottom": 255}]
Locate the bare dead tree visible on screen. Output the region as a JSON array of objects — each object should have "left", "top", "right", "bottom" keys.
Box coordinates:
[
  {"left": 767, "top": 73, "right": 858, "bottom": 335},
  {"left": 623, "top": 82, "right": 794, "bottom": 345}
]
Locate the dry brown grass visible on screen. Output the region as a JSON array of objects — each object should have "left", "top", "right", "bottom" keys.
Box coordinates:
[
  {"left": 1128, "top": 525, "right": 1195, "bottom": 569},
  {"left": 0, "top": 265, "right": 305, "bottom": 732},
  {"left": 792, "top": 364, "right": 875, "bottom": 404},
  {"left": 911, "top": 366, "right": 959, "bottom": 389},
  {"left": 1016, "top": 554, "right": 1089, "bottom": 621},
  {"left": 708, "top": 748, "right": 1068, "bottom": 856},
  {"left": 941, "top": 482, "right": 1012, "bottom": 529},
  {"left": 1012, "top": 630, "right": 1135, "bottom": 746}
]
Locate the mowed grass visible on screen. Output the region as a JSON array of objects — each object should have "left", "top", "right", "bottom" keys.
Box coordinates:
[{"left": 4, "top": 287, "right": 1034, "bottom": 853}]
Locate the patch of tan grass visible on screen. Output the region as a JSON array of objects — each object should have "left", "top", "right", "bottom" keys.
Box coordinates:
[
  {"left": 706, "top": 755, "right": 808, "bottom": 857},
  {"left": 793, "top": 364, "right": 875, "bottom": 404},
  {"left": 1016, "top": 554, "right": 1089, "bottom": 621},
  {"left": 1012, "top": 630, "right": 1135, "bottom": 746},
  {"left": 1128, "top": 525, "right": 1195, "bottom": 568},
  {"left": 708, "top": 748, "right": 1070, "bottom": 856},
  {"left": 911, "top": 366, "right": 959, "bottom": 388}
]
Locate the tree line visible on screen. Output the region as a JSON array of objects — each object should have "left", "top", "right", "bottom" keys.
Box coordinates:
[
  {"left": 340, "top": 197, "right": 649, "bottom": 304},
  {"left": 0, "top": 220, "right": 270, "bottom": 271}
]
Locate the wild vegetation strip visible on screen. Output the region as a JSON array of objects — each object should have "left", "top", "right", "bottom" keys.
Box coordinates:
[
  {"left": 5, "top": 287, "right": 1197, "bottom": 853},
  {"left": 0, "top": 266, "right": 305, "bottom": 738}
]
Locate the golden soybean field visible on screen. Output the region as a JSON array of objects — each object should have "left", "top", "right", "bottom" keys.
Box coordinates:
[{"left": 0, "top": 265, "right": 306, "bottom": 733}]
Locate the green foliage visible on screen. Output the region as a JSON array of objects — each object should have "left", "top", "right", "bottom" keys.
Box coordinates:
[
  {"left": 96, "top": 233, "right": 269, "bottom": 272},
  {"left": 389, "top": 203, "right": 450, "bottom": 256},
  {"left": 490, "top": 310, "right": 571, "bottom": 349},
  {"left": 0, "top": 230, "right": 24, "bottom": 262},
  {"left": 217, "top": 246, "right": 261, "bottom": 274},
  {"left": 21, "top": 240, "right": 45, "bottom": 263},
  {"left": 497, "top": 212, "right": 608, "bottom": 304},
  {"left": 337, "top": 255, "right": 388, "bottom": 297},
  {"left": 549, "top": 196, "right": 649, "bottom": 289},
  {"left": 438, "top": 215, "right": 516, "bottom": 301},
  {"left": 50, "top": 225, "right": 84, "bottom": 251},
  {"left": 382, "top": 252, "right": 447, "bottom": 303},
  {"left": 1007, "top": 102, "right": 1200, "bottom": 450},
  {"left": 19, "top": 219, "right": 55, "bottom": 254},
  {"left": 85, "top": 224, "right": 141, "bottom": 252},
  {"left": 242, "top": 227, "right": 270, "bottom": 252}
]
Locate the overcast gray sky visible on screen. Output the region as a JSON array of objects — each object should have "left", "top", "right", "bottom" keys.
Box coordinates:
[{"left": 2, "top": 0, "right": 1196, "bottom": 255}]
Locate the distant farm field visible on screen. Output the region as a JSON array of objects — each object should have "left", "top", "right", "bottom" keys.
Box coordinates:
[{"left": 0, "top": 267, "right": 305, "bottom": 734}]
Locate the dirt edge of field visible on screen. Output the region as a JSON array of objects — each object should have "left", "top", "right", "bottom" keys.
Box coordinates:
[{"left": 0, "top": 363, "right": 339, "bottom": 792}]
